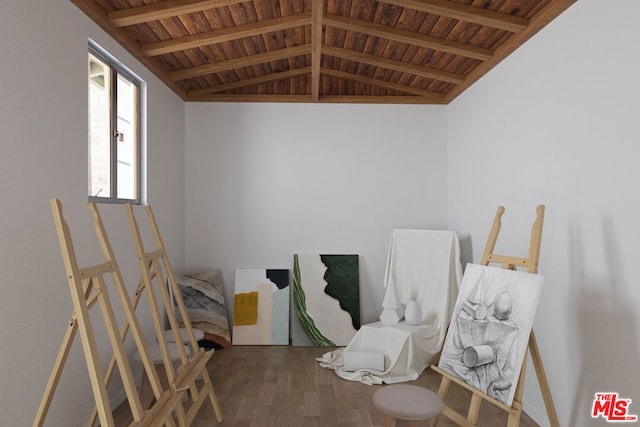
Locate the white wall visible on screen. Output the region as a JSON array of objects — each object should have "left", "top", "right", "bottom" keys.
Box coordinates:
[
  {"left": 185, "top": 103, "right": 448, "bottom": 330},
  {"left": 4, "top": 0, "right": 638, "bottom": 425},
  {"left": 0, "top": 1, "right": 185, "bottom": 426},
  {"left": 447, "top": 0, "right": 640, "bottom": 425}
]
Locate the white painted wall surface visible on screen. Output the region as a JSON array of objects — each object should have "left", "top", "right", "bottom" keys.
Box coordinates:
[
  {"left": 3, "top": 0, "right": 638, "bottom": 425},
  {"left": 0, "top": 1, "right": 185, "bottom": 426},
  {"left": 447, "top": 1, "right": 640, "bottom": 425},
  {"left": 185, "top": 103, "right": 448, "bottom": 334}
]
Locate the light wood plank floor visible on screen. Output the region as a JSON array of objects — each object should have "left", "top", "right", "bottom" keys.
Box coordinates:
[{"left": 114, "top": 346, "right": 540, "bottom": 426}]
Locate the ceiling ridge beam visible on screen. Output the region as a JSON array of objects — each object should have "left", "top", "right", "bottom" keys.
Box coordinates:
[
  {"left": 109, "top": 0, "right": 246, "bottom": 27},
  {"left": 311, "top": 0, "right": 323, "bottom": 102},
  {"left": 322, "top": 46, "right": 464, "bottom": 84},
  {"left": 324, "top": 13, "right": 492, "bottom": 61},
  {"left": 187, "top": 94, "right": 439, "bottom": 104},
  {"left": 169, "top": 44, "right": 312, "bottom": 81},
  {"left": 188, "top": 67, "right": 311, "bottom": 97},
  {"left": 322, "top": 68, "right": 445, "bottom": 101},
  {"left": 143, "top": 12, "right": 312, "bottom": 56},
  {"left": 320, "top": 95, "right": 439, "bottom": 104},
  {"left": 378, "top": 0, "right": 529, "bottom": 33},
  {"left": 188, "top": 94, "right": 312, "bottom": 102}
]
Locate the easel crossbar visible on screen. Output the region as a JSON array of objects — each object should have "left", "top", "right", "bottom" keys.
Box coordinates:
[
  {"left": 173, "top": 349, "right": 213, "bottom": 391},
  {"left": 143, "top": 248, "right": 165, "bottom": 262},
  {"left": 78, "top": 262, "right": 114, "bottom": 278},
  {"left": 130, "top": 392, "right": 179, "bottom": 427},
  {"left": 485, "top": 254, "right": 529, "bottom": 268}
]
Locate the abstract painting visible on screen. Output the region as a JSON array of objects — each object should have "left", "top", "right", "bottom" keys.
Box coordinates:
[
  {"left": 293, "top": 254, "right": 360, "bottom": 346},
  {"left": 233, "top": 269, "right": 290, "bottom": 345},
  {"left": 174, "top": 270, "right": 231, "bottom": 349},
  {"left": 438, "top": 263, "right": 544, "bottom": 406}
]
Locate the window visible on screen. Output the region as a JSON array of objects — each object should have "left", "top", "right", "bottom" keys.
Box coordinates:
[{"left": 88, "top": 41, "right": 144, "bottom": 203}]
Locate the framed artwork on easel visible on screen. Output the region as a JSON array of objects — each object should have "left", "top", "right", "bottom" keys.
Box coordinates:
[{"left": 437, "top": 263, "right": 544, "bottom": 407}]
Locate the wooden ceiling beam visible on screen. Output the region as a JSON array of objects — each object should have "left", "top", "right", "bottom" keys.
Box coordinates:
[
  {"left": 442, "top": 0, "right": 576, "bottom": 102},
  {"left": 71, "top": 0, "right": 189, "bottom": 100},
  {"left": 188, "top": 67, "right": 311, "bottom": 97},
  {"left": 142, "top": 12, "right": 311, "bottom": 56},
  {"left": 310, "top": 0, "right": 323, "bottom": 102},
  {"left": 72, "top": 0, "right": 575, "bottom": 104},
  {"left": 378, "top": 0, "right": 528, "bottom": 33},
  {"left": 323, "top": 14, "right": 492, "bottom": 61},
  {"left": 322, "top": 68, "right": 445, "bottom": 101},
  {"left": 169, "top": 44, "right": 311, "bottom": 81},
  {"left": 322, "top": 46, "right": 464, "bottom": 84},
  {"left": 109, "top": 0, "right": 246, "bottom": 27}
]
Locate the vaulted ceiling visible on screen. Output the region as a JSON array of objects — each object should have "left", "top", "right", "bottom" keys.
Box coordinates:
[{"left": 72, "top": 0, "right": 575, "bottom": 103}]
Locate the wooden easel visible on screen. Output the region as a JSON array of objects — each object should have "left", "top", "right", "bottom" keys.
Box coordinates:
[
  {"left": 125, "top": 203, "right": 223, "bottom": 425},
  {"left": 431, "top": 205, "right": 559, "bottom": 427},
  {"left": 35, "top": 199, "right": 182, "bottom": 426}
]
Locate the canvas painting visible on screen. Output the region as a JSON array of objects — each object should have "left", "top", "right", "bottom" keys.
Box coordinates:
[
  {"left": 174, "top": 270, "right": 231, "bottom": 349},
  {"left": 438, "top": 263, "right": 544, "bottom": 406},
  {"left": 233, "top": 269, "right": 290, "bottom": 345},
  {"left": 293, "top": 254, "right": 360, "bottom": 346}
]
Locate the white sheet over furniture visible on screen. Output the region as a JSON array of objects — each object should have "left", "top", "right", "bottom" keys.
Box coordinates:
[{"left": 318, "top": 229, "right": 462, "bottom": 385}]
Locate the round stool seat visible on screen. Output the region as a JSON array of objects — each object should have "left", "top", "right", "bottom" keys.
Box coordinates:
[{"left": 373, "top": 384, "right": 444, "bottom": 421}]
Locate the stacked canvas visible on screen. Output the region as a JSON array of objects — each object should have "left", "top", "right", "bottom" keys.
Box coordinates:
[{"left": 175, "top": 270, "right": 231, "bottom": 349}]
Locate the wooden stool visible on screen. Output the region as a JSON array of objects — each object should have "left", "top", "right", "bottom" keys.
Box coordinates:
[{"left": 373, "top": 384, "right": 444, "bottom": 427}]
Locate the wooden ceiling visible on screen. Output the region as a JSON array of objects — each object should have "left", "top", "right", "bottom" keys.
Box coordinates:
[{"left": 72, "top": 0, "right": 575, "bottom": 103}]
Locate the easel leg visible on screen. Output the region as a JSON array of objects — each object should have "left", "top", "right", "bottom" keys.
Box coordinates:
[
  {"left": 204, "top": 375, "right": 224, "bottom": 423},
  {"left": 467, "top": 393, "right": 482, "bottom": 426},
  {"left": 529, "top": 331, "right": 560, "bottom": 427},
  {"left": 138, "top": 369, "right": 153, "bottom": 410},
  {"left": 507, "top": 409, "right": 521, "bottom": 427},
  {"left": 33, "top": 317, "right": 78, "bottom": 427},
  {"left": 74, "top": 295, "right": 116, "bottom": 426},
  {"left": 433, "top": 375, "right": 451, "bottom": 427}
]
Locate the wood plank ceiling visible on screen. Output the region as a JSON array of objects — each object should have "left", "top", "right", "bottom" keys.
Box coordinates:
[{"left": 72, "top": 0, "right": 575, "bottom": 103}]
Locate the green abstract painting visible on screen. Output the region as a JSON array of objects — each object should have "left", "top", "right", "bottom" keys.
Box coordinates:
[{"left": 293, "top": 254, "right": 360, "bottom": 346}]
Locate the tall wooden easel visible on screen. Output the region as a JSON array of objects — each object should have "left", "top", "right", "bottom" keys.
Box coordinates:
[
  {"left": 431, "top": 205, "right": 559, "bottom": 427},
  {"left": 35, "top": 199, "right": 182, "bottom": 426},
  {"left": 125, "top": 203, "right": 223, "bottom": 425}
]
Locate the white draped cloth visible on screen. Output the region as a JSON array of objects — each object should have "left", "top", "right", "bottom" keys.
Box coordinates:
[{"left": 318, "top": 229, "right": 462, "bottom": 384}]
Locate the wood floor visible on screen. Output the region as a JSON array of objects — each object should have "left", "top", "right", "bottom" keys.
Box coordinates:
[{"left": 114, "top": 346, "right": 540, "bottom": 426}]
